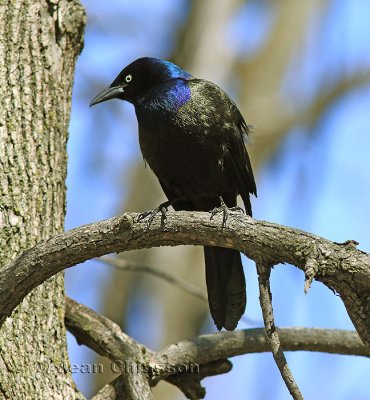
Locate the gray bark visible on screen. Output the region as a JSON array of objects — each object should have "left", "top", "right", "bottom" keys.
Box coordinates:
[
  {"left": 65, "top": 295, "right": 368, "bottom": 396},
  {"left": 0, "top": 1, "right": 85, "bottom": 398},
  {"left": 2, "top": 211, "right": 370, "bottom": 350}
]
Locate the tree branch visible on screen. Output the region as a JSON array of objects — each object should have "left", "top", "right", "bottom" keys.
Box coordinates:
[
  {"left": 257, "top": 261, "right": 303, "bottom": 399},
  {"left": 66, "top": 297, "right": 231, "bottom": 400},
  {"left": 98, "top": 256, "right": 207, "bottom": 302},
  {"left": 2, "top": 211, "right": 370, "bottom": 350},
  {"left": 66, "top": 297, "right": 368, "bottom": 400},
  {"left": 65, "top": 298, "right": 152, "bottom": 400}
]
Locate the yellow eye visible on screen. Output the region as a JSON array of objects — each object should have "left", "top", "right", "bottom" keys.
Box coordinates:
[{"left": 125, "top": 74, "right": 132, "bottom": 83}]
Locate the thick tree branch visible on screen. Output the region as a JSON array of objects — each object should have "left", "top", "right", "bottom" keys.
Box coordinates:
[
  {"left": 2, "top": 211, "right": 370, "bottom": 349},
  {"left": 155, "top": 327, "right": 368, "bottom": 360},
  {"left": 66, "top": 297, "right": 368, "bottom": 400},
  {"left": 66, "top": 295, "right": 369, "bottom": 361},
  {"left": 65, "top": 298, "right": 152, "bottom": 400},
  {"left": 66, "top": 297, "right": 231, "bottom": 400},
  {"left": 91, "top": 359, "right": 232, "bottom": 400}
]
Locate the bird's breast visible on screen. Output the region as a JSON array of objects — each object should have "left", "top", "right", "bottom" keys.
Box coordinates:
[{"left": 137, "top": 119, "right": 236, "bottom": 200}]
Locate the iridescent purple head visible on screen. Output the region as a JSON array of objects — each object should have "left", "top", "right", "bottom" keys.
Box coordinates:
[{"left": 90, "top": 57, "right": 192, "bottom": 106}]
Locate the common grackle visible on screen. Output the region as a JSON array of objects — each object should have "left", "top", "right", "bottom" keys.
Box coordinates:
[{"left": 90, "top": 57, "right": 257, "bottom": 331}]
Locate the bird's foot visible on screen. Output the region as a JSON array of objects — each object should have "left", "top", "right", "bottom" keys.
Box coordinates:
[
  {"left": 137, "top": 200, "right": 173, "bottom": 229},
  {"left": 209, "top": 197, "right": 244, "bottom": 228}
]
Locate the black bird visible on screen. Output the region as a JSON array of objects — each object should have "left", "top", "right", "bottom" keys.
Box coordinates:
[{"left": 90, "top": 57, "right": 257, "bottom": 330}]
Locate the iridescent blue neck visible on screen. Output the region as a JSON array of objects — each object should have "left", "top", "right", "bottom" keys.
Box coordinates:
[
  {"left": 159, "top": 60, "right": 192, "bottom": 80},
  {"left": 136, "top": 78, "right": 191, "bottom": 118}
]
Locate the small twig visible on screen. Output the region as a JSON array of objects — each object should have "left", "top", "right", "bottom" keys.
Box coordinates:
[
  {"left": 256, "top": 261, "right": 304, "bottom": 400},
  {"left": 98, "top": 256, "right": 207, "bottom": 302},
  {"left": 304, "top": 257, "right": 318, "bottom": 294}
]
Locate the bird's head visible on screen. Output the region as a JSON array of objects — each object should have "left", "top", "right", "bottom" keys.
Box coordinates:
[{"left": 90, "top": 57, "right": 192, "bottom": 107}]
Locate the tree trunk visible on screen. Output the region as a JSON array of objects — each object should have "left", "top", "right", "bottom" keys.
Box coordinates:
[{"left": 0, "top": 1, "right": 85, "bottom": 398}]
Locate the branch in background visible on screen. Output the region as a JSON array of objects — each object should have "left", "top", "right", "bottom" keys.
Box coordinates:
[
  {"left": 251, "top": 67, "right": 370, "bottom": 168},
  {"left": 98, "top": 256, "right": 261, "bottom": 326},
  {"left": 256, "top": 261, "right": 303, "bottom": 399},
  {"left": 98, "top": 256, "right": 207, "bottom": 302},
  {"left": 65, "top": 297, "right": 368, "bottom": 399},
  {"left": 302, "top": 69, "right": 370, "bottom": 130},
  {"left": 281, "top": 68, "right": 370, "bottom": 143},
  {"left": 2, "top": 211, "right": 370, "bottom": 349},
  {"left": 237, "top": 1, "right": 331, "bottom": 168},
  {"left": 155, "top": 327, "right": 368, "bottom": 360},
  {"left": 172, "top": 0, "right": 241, "bottom": 82}
]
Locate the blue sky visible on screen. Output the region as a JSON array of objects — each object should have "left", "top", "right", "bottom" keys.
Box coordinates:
[{"left": 66, "top": 1, "right": 370, "bottom": 398}]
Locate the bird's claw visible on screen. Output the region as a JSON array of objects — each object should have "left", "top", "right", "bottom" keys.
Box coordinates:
[
  {"left": 209, "top": 197, "right": 244, "bottom": 228},
  {"left": 230, "top": 206, "right": 244, "bottom": 215},
  {"left": 138, "top": 204, "right": 169, "bottom": 229}
]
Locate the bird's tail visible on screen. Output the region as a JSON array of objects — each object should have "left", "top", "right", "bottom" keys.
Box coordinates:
[{"left": 204, "top": 246, "right": 246, "bottom": 330}]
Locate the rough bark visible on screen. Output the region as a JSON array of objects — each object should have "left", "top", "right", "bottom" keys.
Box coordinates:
[
  {"left": 65, "top": 295, "right": 368, "bottom": 400},
  {"left": 0, "top": 1, "right": 85, "bottom": 398},
  {"left": 2, "top": 211, "right": 370, "bottom": 351}
]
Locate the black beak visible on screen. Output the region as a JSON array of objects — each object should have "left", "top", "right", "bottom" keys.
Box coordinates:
[{"left": 89, "top": 85, "right": 125, "bottom": 107}]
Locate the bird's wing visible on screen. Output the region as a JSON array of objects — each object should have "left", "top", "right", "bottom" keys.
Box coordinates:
[
  {"left": 227, "top": 101, "right": 257, "bottom": 216},
  {"left": 187, "top": 78, "right": 256, "bottom": 215}
]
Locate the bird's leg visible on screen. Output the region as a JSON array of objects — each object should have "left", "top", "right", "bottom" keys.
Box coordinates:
[
  {"left": 138, "top": 198, "right": 182, "bottom": 228},
  {"left": 210, "top": 196, "right": 244, "bottom": 228}
]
